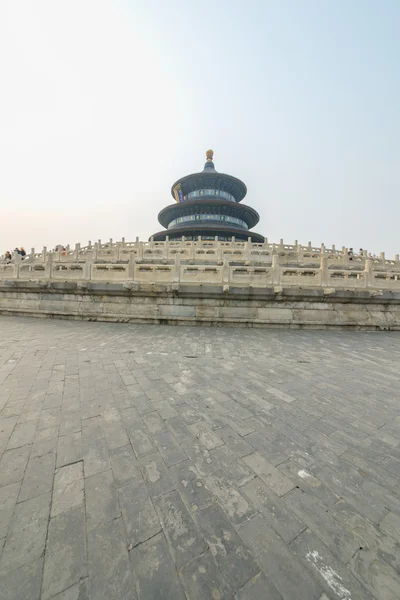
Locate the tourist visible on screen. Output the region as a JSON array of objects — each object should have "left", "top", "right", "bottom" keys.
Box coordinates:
[
  {"left": 348, "top": 247, "right": 353, "bottom": 260},
  {"left": 4, "top": 250, "right": 11, "bottom": 261},
  {"left": 55, "top": 244, "right": 67, "bottom": 256},
  {"left": 20, "top": 247, "right": 26, "bottom": 258}
]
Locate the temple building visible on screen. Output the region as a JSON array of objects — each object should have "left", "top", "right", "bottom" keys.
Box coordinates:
[{"left": 151, "top": 150, "right": 264, "bottom": 242}]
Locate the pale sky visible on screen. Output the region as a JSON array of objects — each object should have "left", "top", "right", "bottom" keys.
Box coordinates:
[{"left": 1, "top": 0, "right": 399, "bottom": 256}]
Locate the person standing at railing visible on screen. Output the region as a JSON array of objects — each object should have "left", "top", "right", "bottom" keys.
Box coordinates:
[
  {"left": 20, "top": 247, "right": 26, "bottom": 258},
  {"left": 54, "top": 244, "right": 66, "bottom": 256},
  {"left": 348, "top": 248, "right": 354, "bottom": 261},
  {"left": 4, "top": 250, "right": 11, "bottom": 261}
]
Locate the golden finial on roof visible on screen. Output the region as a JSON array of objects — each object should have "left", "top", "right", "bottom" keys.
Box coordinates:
[{"left": 206, "top": 149, "right": 214, "bottom": 162}]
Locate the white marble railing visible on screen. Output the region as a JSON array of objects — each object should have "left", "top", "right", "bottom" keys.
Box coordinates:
[
  {"left": 2, "top": 238, "right": 399, "bottom": 270},
  {"left": 1, "top": 248, "right": 400, "bottom": 291}
]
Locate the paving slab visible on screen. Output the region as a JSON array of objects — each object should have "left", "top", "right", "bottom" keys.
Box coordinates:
[
  {"left": 131, "top": 532, "right": 186, "bottom": 600},
  {"left": 0, "top": 481, "right": 20, "bottom": 539},
  {"left": 290, "top": 528, "right": 375, "bottom": 600},
  {"left": 42, "top": 505, "right": 87, "bottom": 600},
  {"left": 0, "top": 556, "right": 43, "bottom": 600},
  {"left": 118, "top": 478, "right": 161, "bottom": 545},
  {"left": 18, "top": 451, "right": 56, "bottom": 502},
  {"left": 241, "top": 476, "right": 306, "bottom": 543},
  {"left": 169, "top": 459, "right": 215, "bottom": 510},
  {"left": 154, "top": 489, "right": 206, "bottom": 568},
  {"left": 179, "top": 550, "right": 233, "bottom": 599},
  {"left": 88, "top": 518, "right": 135, "bottom": 600},
  {"left": 85, "top": 469, "right": 120, "bottom": 532},
  {"left": 140, "top": 451, "right": 176, "bottom": 497},
  {"left": 109, "top": 443, "right": 141, "bottom": 487},
  {"left": 195, "top": 501, "right": 259, "bottom": 592},
  {"left": 0, "top": 446, "right": 31, "bottom": 487},
  {"left": 235, "top": 570, "right": 282, "bottom": 600},
  {"left": 51, "top": 461, "right": 84, "bottom": 517},
  {"left": 238, "top": 513, "right": 322, "bottom": 600}
]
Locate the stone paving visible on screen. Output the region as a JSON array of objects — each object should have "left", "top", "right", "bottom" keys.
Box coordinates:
[{"left": 0, "top": 317, "right": 400, "bottom": 600}]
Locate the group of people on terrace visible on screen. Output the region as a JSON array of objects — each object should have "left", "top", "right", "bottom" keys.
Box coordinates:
[
  {"left": 4, "top": 248, "right": 26, "bottom": 261},
  {"left": 348, "top": 248, "right": 364, "bottom": 260},
  {"left": 3, "top": 245, "right": 67, "bottom": 262}
]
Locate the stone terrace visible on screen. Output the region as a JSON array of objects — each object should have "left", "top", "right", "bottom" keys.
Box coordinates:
[{"left": 1, "top": 316, "right": 400, "bottom": 600}]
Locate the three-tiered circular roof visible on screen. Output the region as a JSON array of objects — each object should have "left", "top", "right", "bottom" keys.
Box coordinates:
[{"left": 150, "top": 150, "right": 264, "bottom": 242}]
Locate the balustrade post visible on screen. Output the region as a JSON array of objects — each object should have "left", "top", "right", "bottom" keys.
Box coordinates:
[
  {"left": 74, "top": 243, "right": 80, "bottom": 260},
  {"left": 272, "top": 254, "right": 280, "bottom": 285},
  {"left": 128, "top": 253, "right": 135, "bottom": 280},
  {"left": 165, "top": 238, "right": 170, "bottom": 259},
  {"left": 13, "top": 251, "right": 22, "bottom": 278},
  {"left": 395, "top": 254, "right": 399, "bottom": 263},
  {"left": 116, "top": 242, "right": 121, "bottom": 260},
  {"left": 364, "top": 258, "right": 374, "bottom": 287},
  {"left": 93, "top": 243, "right": 99, "bottom": 260},
  {"left": 46, "top": 252, "right": 54, "bottom": 279},
  {"left": 42, "top": 246, "right": 47, "bottom": 263},
  {"left": 319, "top": 256, "right": 329, "bottom": 286},
  {"left": 121, "top": 237, "right": 125, "bottom": 246},
  {"left": 173, "top": 253, "right": 181, "bottom": 284},
  {"left": 244, "top": 237, "right": 252, "bottom": 260},
  {"left": 138, "top": 242, "right": 144, "bottom": 260},
  {"left": 222, "top": 255, "right": 230, "bottom": 289},
  {"left": 308, "top": 241, "right": 312, "bottom": 250},
  {"left": 30, "top": 248, "right": 35, "bottom": 261},
  {"left": 380, "top": 252, "right": 385, "bottom": 267},
  {"left": 88, "top": 240, "right": 92, "bottom": 249},
  {"left": 321, "top": 243, "right": 326, "bottom": 255},
  {"left": 83, "top": 254, "right": 92, "bottom": 280},
  {"left": 295, "top": 240, "right": 302, "bottom": 262},
  {"left": 279, "top": 238, "right": 284, "bottom": 252}
]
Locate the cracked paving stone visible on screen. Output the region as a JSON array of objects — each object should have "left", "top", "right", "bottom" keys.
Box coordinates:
[
  {"left": 118, "top": 479, "right": 161, "bottom": 546},
  {"left": 194, "top": 502, "right": 259, "bottom": 592},
  {"left": 131, "top": 532, "right": 186, "bottom": 600},
  {"left": 179, "top": 550, "right": 233, "bottom": 599},
  {"left": 154, "top": 489, "right": 206, "bottom": 569}
]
